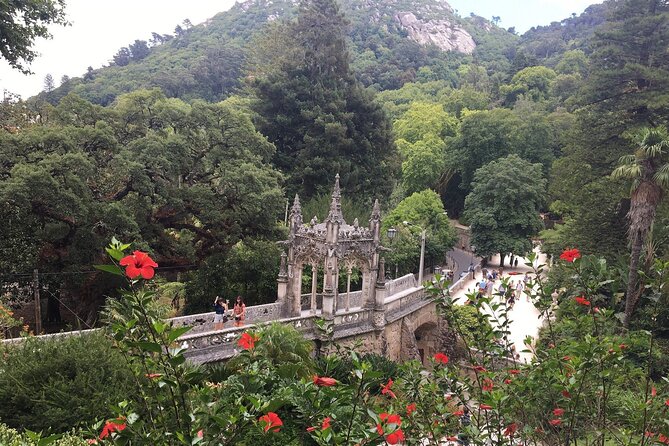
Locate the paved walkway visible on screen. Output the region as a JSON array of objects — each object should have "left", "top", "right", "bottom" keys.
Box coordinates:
[{"left": 449, "top": 247, "right": 547, "bottom": 363}]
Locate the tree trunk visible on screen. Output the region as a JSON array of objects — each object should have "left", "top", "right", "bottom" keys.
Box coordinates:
[
  {"left": 623, "top": 180, "right": 662, "bottom": 328},
  {"left": 499, "top": 253, "right": 505, "bottom": 267},
  {"left": 623, "top": 230, "right": 643, "bottom": 328}
]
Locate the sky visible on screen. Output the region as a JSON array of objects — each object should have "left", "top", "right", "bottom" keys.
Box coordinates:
[{"left": 0, "top": 0, "right": 603, "bottom": 99}]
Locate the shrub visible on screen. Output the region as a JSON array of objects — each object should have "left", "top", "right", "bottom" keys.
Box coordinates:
[
  {"left": 0, "top": 422, "right": 87, "bottom": 445},
  {"left": 0, "top": 332, "right": 135, "bottom": 434}
]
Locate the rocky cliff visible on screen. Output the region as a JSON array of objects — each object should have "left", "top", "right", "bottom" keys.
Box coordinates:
[{"left": 395, "top": 11, "right": 476, "bottom": 54}]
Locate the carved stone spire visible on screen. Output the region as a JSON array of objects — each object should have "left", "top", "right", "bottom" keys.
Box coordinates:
[
  {"left": 290, "top": 194, "right": 303, "bottom": 229},
  {"left": 369, "top": 199, "right": 380, "bottom": 224},
  {"left": 377, "top": 257, "right": 386, "bottom": 285},
  {"left": 326, "top": 174, "right": 344, "bottom": 224}
]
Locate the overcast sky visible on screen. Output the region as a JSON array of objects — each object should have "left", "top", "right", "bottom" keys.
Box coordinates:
[{"left": 0, "top": 0, "right": 603, "bottom": 99}]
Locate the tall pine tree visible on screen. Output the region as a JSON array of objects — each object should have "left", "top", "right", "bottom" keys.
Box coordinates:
[{"left": 251, "top": 0, "right": 396, "bottom": 200}]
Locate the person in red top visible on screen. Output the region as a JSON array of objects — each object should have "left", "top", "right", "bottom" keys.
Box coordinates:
[{"left": 233, "top": 296, "right": 246, "bottom": 327}]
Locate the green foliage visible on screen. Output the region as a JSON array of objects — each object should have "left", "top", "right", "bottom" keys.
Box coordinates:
[
  {"left": 0, "top": 332, "right": 135, "bottom": 434},
  {"left": 383, "top": 190, "right": 457, "bottom": 275},
  {"left": 251, "top": 0, "right": 396, "bottom": 200},
  {"left": 500, "top": 66, "right": 557, "bottom": 104},
  {"left": 0, "top": 423, "right": 87, "bottom": 446},
  {"left": 464, "top": 154, "right": 546, "bottom": 259},
  {"left": 0, "top": 0, "right": 68, "bottom": 73}
]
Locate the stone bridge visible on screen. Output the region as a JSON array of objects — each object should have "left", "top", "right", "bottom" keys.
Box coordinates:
[{"left": 3, "top": 175, "right": 471, "bottom": 366}]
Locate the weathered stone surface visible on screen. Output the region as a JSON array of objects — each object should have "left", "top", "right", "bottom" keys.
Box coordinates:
[
  {"left": 400, "top": 318, "right": 420, "bottom": 362},
  {"left": 395, "top": 12, "right": 476, "bottom": 54}
]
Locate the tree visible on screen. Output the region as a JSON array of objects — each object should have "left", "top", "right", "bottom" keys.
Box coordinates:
[
  {"left": 112, "top": 47, "right": 131, "bottom": 66},
  {"left": 501, "top": 65, "right": 557, "bottom": 105},
  {"left": 612, "top": 127, "right": 669, "bottom": 327},
  {"left": 129, "top": 40, "right": 150, "bottom": 61},
  {"left": 464, "top": 154, "right": 546, "bottom": 264},
  {"left": 382, "top": 190, "right": 457, "bottom": 276},
  {"left": 0, "top": 0, "right": 68, "bottom": 73},
  {"left": 43, "top": 73, "right": 55, "bottom": 92},
  {"left": 251, "top": 0, "right": 396, "bottom": 200}
]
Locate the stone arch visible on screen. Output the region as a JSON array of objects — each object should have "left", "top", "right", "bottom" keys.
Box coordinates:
[{"left": 414, "top": 321, "right": 439, "bottom": 366}]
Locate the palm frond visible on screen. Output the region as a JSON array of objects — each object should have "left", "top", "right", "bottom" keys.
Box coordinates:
[{"left": 654, "top": 163, "right": 669, "bottom": 188}]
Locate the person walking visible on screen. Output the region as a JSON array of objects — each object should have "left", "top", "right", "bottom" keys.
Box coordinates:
[{"left": 233, "top": 296, "right": 246, "bottom": 327}]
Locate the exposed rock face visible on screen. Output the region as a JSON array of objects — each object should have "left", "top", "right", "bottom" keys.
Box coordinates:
[{"left": 395, "top": 12, "right": 476, "bottom": 54}]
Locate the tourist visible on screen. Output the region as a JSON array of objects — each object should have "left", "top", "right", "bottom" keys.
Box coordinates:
[
  {"left": 516, "top": 280, "right": 524, "bottom": 298},
  {"left": 213, "top": 296, "right": 228, "bottom": 331},
  {"left": 514, "top": 257, "right": 519, "bottom": 267},
  {"left": 233, "top": 296, "right": 246, "bottom": 327},
  {"left": 486, "top": 279, "right": 494, "bottom": 297}
]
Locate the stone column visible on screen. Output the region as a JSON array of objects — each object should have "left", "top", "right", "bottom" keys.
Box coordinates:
[
  {"left": 345, "top": 267, "right": 352, "bottom": 312},
  {"left": 290, "top": 264, "right": 303, "bottom": 317},
  {"left": 310, "top": 263, "right": 318, "bottom": 314},
  {"left": 277, "top": 252, "right": 288, "bottom": 310},
  {"left": 322, "top": 255, "right": 336, "bottom": 319},
  {"left": 372, "top": 258, "right": 386, "bottom": 330}
]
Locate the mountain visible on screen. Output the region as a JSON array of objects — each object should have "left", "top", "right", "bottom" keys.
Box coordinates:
[{"left": 41, "top": 0, "right": 519, "bottom": 105}]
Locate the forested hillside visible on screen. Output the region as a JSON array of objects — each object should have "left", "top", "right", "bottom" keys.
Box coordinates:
[{"left": 2, "top": 0, "right": 669, "bottom": 327}]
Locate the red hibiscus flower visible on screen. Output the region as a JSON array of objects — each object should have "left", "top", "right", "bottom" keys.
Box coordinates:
[
  {"left": 119, "top": 251, "right": 158, "bottom": 279},
  {"left": 482, "top": 378, "right": 494, "bottom": 392},
  {"left": 504, "top": 378, "right": 512, "bottom": 385},
  {"left": 473, "top": 365, "right": 488, "bottom": 372},
  {"left": 549, "top": 419, "right": 562, "bottom": 426},
  {"left": 238, "top": 332, "right": 260, "bottom": 350},
  {"left": 322, "top": 417, "right": 331, "bottom": 430},
  {"left": 504, "top": 423, "right": 518, "bottom": 437},
  {"left": 479, "top": 404, "right": 492, "bottom": 410},
  {"left": 380, "top": 413, "right": 402, "bottom": 426},
  {"left": 313, "top": 375, "right": 337, "bottom": 386},
  {"left": 99, "top": 419, "right": 127, "bottom": 439},
  {"left": 381, "top": 378, "right": 396, "bottom": 399},
  {"left": 508, "top": 369, "right": 521, "bottom": 375},
  {"left": 645, "top": 431, "right": 655, "bottom": 438},
  {"left": 406, "top": 403, "right": 417, "bottom": 416},
  {"left": 665, "top": 399, "right": 669, "bottom": 407},
  {"left": 559, "top": 248, "right": 581, "bottom": 263},
  {"left": 574, "top": 296, "right": 591, "bottom": 306},
  {"left": 447, "top": 436, "right": 458, "bottom": 441},
  {"left": 619, "top": 343, "right": 628, "bottom": 350},
  {"left": 553, "top": 408, "right": 564, "bottom": 416},
  {"left": 434, "top": 352, "right": 449, "bottom": 364},
  {"left": 385, "top": 429, "right": 405, "bottom": 445},
  {"left": 197, "top": 430, "right": 203, "bottom": 438},
  {"left": 652, "top": 387, "right": 657, "bottom": 397},
  {"left": 259, "top": 412, "right": 283, "bottom": 433},
  {"left": 452, "top": 409, "right": 464, "bottom": 416},
  {"left": 562, "top": 390, "right": 571, "bottom": 398},
  {"left": 659, "top": 434, "right": 669, "bottom": 444}
]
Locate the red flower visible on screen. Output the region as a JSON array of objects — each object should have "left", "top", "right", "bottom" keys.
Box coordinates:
[
  {"left": 508, "top": 369, "right": 521, "bottom": 375},
  {"left": 549, "top": 419, "right": 562, "bottom": 426},
  {"left": 665, "top": 399, "right": 669, "bottom": 406},
  {"left": 504, "top": 379, "right": 512, "bottom": 385},
  {"left": 434, "top": 352, "right": 449, "bottom": 364},
  {"left": 482, "top": 378, "right": 494, "bottom": 392},
  {"left": 380, "top": 413, "right": 402, "bottom": 426},
  {"left": 119, "top": 251, "right": 158, "bottom": 279},
  {"left": 322, "top": 417, "right": 331, "bottom": 430},
  {"left": 406, "top": 403, "right": 417, "bottom": 416},
  {"left": 504, "top": 423, "right": 518, "bottom": 437},
  {"left": 381, "top": 378, "right": 396, "bottom": 399},
  {"left": 645, "top": 431, "right": 655, "bottom": 438},
  {"left": 659, "top": 434, "right": 669, "bottom": 444},
  {"left": 574, "top": 296, "right": 591, "bottom": 306},
  {"left": 619, "top": 343, "right": 628, "bottom": 350},
  {"left": 559, "top": 248, "right": 581, "bottom": 263},
  {"left": 376, "top": 423, "right": 384, "bottom": 435},
  {"left": 473, "top": 365, "right": 488, "bottom": 372},
  {"left": 313, "top": 375, "right": 337, "bottom": 386},
  {"left": 238, "top": 332, "right": 260, "bottom": 350},
  {"left": 197, "top": 430, "right": 203, "bottom": 438},
  {"left": 87, "top": 440, "right": 98, "bottom": 445},
  {"left": 447, "top": 436, "right": 458, "bottom": 441},
  {"left": 562, "top": 390, "right": 571, "bottom": 399},
  {"left": 553, "top": 408, "right": 565, "bottom": 416},
  {"left": 479, "top": 404, "right": 492, "bottom": 410},
  {"left": 259, "top": 412, "right": 283, "bottom": 433},
  {"left": 145, "top": 373, "right": 162, "bottom": 379},
  {"left": 562, "top": 356, "right": 572, "bottom": 361},
  {"left": 452, "top": 409, "right": 464, "bottom": 416},
  {"left": 99, "top": 419, "right": 127, "bottom": 439},
  {"left": 385, "top": 429, "right": 405, "bottom": 444}
]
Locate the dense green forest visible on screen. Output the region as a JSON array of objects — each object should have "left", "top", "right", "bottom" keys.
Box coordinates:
[{"left": 1, "top": 0, "right": 669, "bottom": 327}]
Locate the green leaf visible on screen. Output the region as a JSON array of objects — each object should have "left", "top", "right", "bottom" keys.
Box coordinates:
[
  {"left": 94, "top": 264, "right": 124, "bottom": 276},
  {"left": 105, "top": 247, "right": 125, "bottom": 261},
  {"left": 137, "top": 342, "right": 163, "bottom": 353},
  {"left": 167, "top": 326, "right": 192, "bottom": 344}
]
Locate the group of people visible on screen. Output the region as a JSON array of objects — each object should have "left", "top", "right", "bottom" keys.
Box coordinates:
[
  {"left": 470, "top": 269, "right": 532, "bottom": 309},
  {"left": 213, "top": 295, "right": 246, "bottom": 330}
]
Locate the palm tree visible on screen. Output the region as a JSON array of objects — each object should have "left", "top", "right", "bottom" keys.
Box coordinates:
[{"left": 612, "top": 126, "right": 669, "bottom": 328}]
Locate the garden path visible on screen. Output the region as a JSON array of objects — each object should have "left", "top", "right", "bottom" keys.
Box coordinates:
[{"left": 449, "top": 247, "right": 548, "bottom": 363}]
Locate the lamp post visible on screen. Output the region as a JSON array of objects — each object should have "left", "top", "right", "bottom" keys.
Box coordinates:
[
  {"left": 386, "top": 227, "right": 398, "bottom": 278},
  {"left": 403, "top": 221, "right": 427, "bottom": 284}
]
